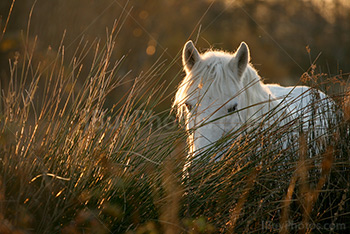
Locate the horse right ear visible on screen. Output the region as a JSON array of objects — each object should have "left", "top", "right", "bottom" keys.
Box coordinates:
[
  {"left": 183, "top": 41, "right": 200, "bottom": 72},
  {"left": 230, "top": 42, "right": 250, "bottom": 78}
]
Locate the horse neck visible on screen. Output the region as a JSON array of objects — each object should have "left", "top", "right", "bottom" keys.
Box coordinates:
[{"left": 242, "top": 68, "right": 280, "bottom": 118}]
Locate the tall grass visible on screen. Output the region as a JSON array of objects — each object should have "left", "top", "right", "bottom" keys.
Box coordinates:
[
  {"left": 180, "top": 72, "right": 350, "bottom": 233},
  {"left": 0, "top": 17, "right": 187, "bottom": 233},
  {"left": 1, "top": 13, "right": 350, "bottom": 234}
]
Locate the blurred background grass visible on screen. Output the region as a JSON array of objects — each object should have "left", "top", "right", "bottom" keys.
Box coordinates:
[{"left": 1, "top": 0, "right": 349, "bottom": 111}]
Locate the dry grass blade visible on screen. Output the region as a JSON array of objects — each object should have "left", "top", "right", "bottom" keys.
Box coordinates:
[{"left": 228, "top": 167, "right": 259, "bottom": 233}]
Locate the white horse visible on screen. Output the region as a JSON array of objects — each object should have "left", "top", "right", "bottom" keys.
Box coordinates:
[{"left": 173, "top": 41, "right": 335, "bottom": 162}]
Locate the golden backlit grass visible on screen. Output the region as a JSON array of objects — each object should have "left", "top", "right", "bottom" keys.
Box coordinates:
[{"left": 0, "top": 13, "right": 350, "bottom": 234}]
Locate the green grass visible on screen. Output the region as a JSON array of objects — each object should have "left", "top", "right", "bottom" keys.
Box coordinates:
[{"left": 1, "top": 18, "right": 350, "bottom": 234}]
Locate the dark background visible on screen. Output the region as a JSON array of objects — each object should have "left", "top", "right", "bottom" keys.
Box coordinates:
[{"left": 1, "top": 0, "right": 349, "bottom": 110}]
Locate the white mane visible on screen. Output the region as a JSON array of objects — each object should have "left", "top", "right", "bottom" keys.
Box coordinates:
[{"left": 174, "top": 49, "right": 279, "bottom": 122}]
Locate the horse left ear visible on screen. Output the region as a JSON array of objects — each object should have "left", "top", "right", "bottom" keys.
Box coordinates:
[
  {"left": 230, "top": 42, "right": 250, "bottom": 78},
  {"left": 183, "top": 40, "right": 201, "bottom": 73}
]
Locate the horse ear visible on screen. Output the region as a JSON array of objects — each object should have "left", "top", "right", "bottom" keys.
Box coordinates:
[
  {"left": 183, "top": 40, "right": 200, "bottom": 72},
  {"left": 231, "top": 42, "right": 250, "bottom": 78}
]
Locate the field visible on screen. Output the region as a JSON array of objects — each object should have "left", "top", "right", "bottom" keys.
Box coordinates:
[{"left": 1, "top": 1, "right": 350, "bottom": 233}]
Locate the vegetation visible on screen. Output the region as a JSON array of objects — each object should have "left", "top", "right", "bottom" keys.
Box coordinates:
[{"left": 0, "top": 0, "right": 349, "bottom": 233}]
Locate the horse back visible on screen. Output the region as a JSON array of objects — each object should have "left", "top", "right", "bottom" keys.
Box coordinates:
[{"left": 267, "top": 84, "right": 335, "bottom": 131}]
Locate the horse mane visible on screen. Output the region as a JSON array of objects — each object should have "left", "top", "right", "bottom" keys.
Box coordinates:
[{"left": 173, "top": 49, "right": 279, "bottom": 120}]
